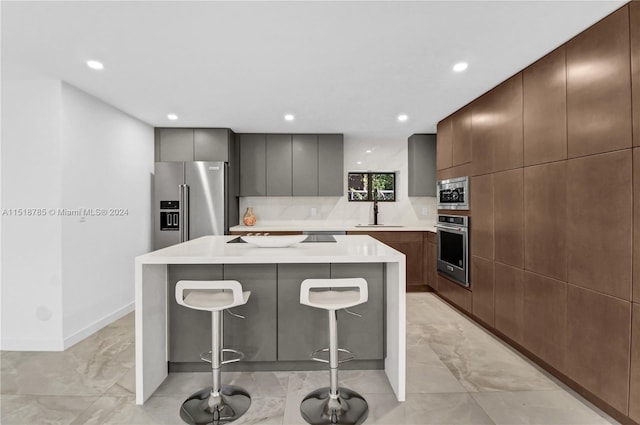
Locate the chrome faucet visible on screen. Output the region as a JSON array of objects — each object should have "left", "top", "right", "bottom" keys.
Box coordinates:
[{"left": 373, "top": 189, "right": 379, "bottom": 225}]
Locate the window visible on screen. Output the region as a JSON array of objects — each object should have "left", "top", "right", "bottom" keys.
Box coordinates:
[{"left": 348, "top": 172, "right": 396, "bottom": 202}]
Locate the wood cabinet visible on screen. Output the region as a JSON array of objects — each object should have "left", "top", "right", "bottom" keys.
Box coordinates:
[
  {"left": 349, "top": 231, "right": 425, "bottom": 291},
  {"left": 633, "top": 2, "right": 640, "bottom": 147},
  {"left": 239, "top": 133, "right": 344, "bottom": 197},
  {"left": 408, "top": 134, "right": 436, "bottom": 196},
  {"left": 425, "top": 232, "right": 437, "bottom": 290},
  {"left": 157, "top": 128, "right": 234, "bottom": 162},
  {"left": 566, "top": 6, "right": 632, "bottom": 158},
  {"left": 436, "top": 118, "right": 453, "bottom": 170},
  {"left": 451, "top": 106, "right": 472, "bottom": 166}
]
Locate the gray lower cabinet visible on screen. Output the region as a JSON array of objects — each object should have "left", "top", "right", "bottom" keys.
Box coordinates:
[
  {"left": 239, "top": 134, "right": 267, "bottom": 196},
  {"left": 168, "top": 265, "right": 224, "bottom": 363},
  {"left": 292, "top": 135, "right": 319, "bottom": 196},
  {"left": 158, "top": 128, "right": 194, "bottom": 162},
  {"left": 222, "top": 264, "right": 277, "bottom": 361},
  {"left": 318, "top": 134, "right": 344, "bottom": 196},
  {"left": 167, "top": 264, "right": 277, "bottom": 363},
  {"left": 277, "top": 263, "right": 384, "bottom": 361},
  {"left": 408, "top": 134, "right": 437, "bottom": 196},
  {"left": 266, "top": 135, "right": 292, "bottom": 196}
]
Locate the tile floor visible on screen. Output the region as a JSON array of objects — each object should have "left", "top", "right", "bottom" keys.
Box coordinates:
[{"left": 0, "top": 293, "right": 620, "bottom": 424}]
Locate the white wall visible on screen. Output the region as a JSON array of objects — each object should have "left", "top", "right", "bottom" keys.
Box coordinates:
[
  {"left": 0, "top": 80, "right": 154, "bottom": 350},
  {"left": 60, "top": 83, "right": 154, "bottom": 346},
  {"left": 239, "top": 136, "right": 437, "bottom": 226},
  {"left": 1, "top": 80, "right": 65, "bottom": 350}
]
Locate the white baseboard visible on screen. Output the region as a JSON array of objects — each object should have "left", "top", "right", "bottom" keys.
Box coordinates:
[
  {"left": 0, "top": 338, "right": 65, "bottom": 351},
  {"left": 63, "top": 302, "right": 134, "bottom": 349}
]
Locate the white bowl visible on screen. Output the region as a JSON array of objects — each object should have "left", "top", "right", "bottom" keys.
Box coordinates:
[{"left": 240, "top": 235, "right": 307, "bottom": 248}]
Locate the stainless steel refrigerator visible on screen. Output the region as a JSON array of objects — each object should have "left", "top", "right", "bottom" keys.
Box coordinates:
[{"left": 154, "top": 161, "right": 238, "bottom": 250}]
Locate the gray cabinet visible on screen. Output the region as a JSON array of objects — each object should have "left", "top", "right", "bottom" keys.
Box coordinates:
[
  {"left": 293, "top": 135, "right": 319, "bottom": 196},
  {"left": 277, "top": 263, "right": 384, "bottom": 361},
  {"left": 158, "top": 128, "right": 194, "bottom": 162},
  {"left": 319, "top": 134, "right": 344, "bottom": 196},
  {"left": 156, "top": 128, "right": 234, "bottom": 162},
  {"left": 167, "top": 265, "right": 224, "bottom": 363},
  {"left": 266, "top": 135, "right": 293, "bottom": 196},
  {"left": 223, "top": 264, "right": 277, "bottom": 361},
  {"left": 408, "top": 134, "right": 437, "bottom": 196},
  {"left": 239, "top": 133, "right": 344, "bottom": 197},
  {"left": 239, "top": 134, "right": 266, "bottom": 196},
  {"left": 194, "top": 129, "right": 232, "bottom": 162}
]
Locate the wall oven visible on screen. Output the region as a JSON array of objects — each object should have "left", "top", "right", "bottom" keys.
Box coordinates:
[
  {"left": 436, "top": 214, "right": 470, "bottom": 287},
  {"left": 437, "top": 176, "right": 469, "bottom": 210}
]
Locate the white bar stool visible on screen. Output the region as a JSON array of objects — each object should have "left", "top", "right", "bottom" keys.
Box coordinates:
[
  {"left": 175, "top": 280, "right": 251, "bottom": 425},
  {"left": 299, "top": 278, "right": 369, "bottom": 425}
]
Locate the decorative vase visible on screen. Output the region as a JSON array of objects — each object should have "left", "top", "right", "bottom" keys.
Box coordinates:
[{"left": 243, "top": 207, "right": 256, "bottom": 226}]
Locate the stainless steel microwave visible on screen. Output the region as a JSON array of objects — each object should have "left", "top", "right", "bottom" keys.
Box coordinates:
[{"left": 437, "top": 176, "right": 469, "bottom": 210}]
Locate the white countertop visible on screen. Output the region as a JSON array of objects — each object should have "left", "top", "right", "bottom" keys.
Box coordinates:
[
  {"left": 229, "top": 223, "right": 437, "bottom": 233},
  {"left": 136, "top": 235, "right": 406, "bottom": 265}
]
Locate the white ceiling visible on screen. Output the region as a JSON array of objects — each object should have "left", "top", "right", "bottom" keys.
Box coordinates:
[{"left": 1, "top": 1, "right": 626, "bottom": 142}]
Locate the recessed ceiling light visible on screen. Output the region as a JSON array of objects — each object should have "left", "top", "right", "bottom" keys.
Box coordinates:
[
  {"left": 356, "top": 161, "right": 362, "bottom": 165},
  {"left": 397, "top": 114, "right": 408, "bottom": 122},
  {"left": 86, "top": 60, "right": 104, "bottom": 70},
  {"left": 167, "top": 113, "right": 178, "bottom": 121},
  {"left": 453, "top": 62, "right": 468, "bottom": 72},
  {"left": 284, "top": 114, "right": 295, "bottom": 121},
  {"left": 365, "top": 149, "right": 372, "bottom": 154}
]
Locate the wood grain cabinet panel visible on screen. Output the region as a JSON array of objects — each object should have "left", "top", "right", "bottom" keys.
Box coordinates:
[
  {"left": 630, "top": 303, "right": 640, "bottom": 422},
  {"left": 565, "top": 285, "right": 631, "bottom": 414},
  {"left": 427, "top": 241, "right": 437, "bottom": 290},
  {"left": 492, "top": 74, "right": 524, "bottom": 172},
  {"left": 566, "top": 6, "right": 632, "bottom": 158},
  {"left": 437, "top": 118, "right": 453, "bottom": 170},
  {"left": 349, "top": 231, "right": 424, "bottom": 291},
  {"left": 523, "top": 271, "right": 566, "bottom": 371},
  {"left": 494, "top": 169, "right": 524, "bottom": 268},
  {"left": 567, "top": 150, "right": 632, "bottom": 300},
  {"left": 471, "top": 174, "right": 494, "bottom": 260},
  {"left": 632, "top": 2, "right": 640, "bottom": 147},
  {"left": 494, "top": 263, "right": 524, "bottom": 344},
  {"left": 471, "top": 256, "right": 495, "bottom": 326},
  {"left": 635, "top": 149, "right": 640, "bottom": 302},
  {"left": 452, "top": 106, "right": 472, "bottom": 166},
  {"left": 471, "top": 94, "right": 494, "bottom": 176},
  {"left": 523, "top": 46, "right": 567, "bottom": 166},
  {"left": 524, "top": 161, "right": 567, "bottom": 281},
  {"left": 438, "top": 275, "right": 472, "bottom": 313}
]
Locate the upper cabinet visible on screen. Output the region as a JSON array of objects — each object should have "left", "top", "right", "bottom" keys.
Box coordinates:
[
  {"left": 436, "top": 118, "right": 453, "bottom": 170},
  {"left": 408, "top": 134, "right": 436, "bottom": 196},
  {"left": 451, "top": 106, "right": 472, "bottom": 166},
  {"left": 631, "top": 2, "right": 640, "bottom": 147},
  {"left": 566, "top": 6, "right": 632, "bottom": 158},
  {"left": 156, "top": 128, "right": 234, "bottom": 162},
  {"left": 523, "top": 46, "right": 568, "bottom": 166},
  {"left": 239, "top": 133, "right": 344, "bottom": 197}
]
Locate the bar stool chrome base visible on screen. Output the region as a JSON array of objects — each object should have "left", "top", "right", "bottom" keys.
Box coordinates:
[
  {"left": 179, "top": 385, "right": 251, "bottom": 425},
  {"left": 300, "top": 387, "right": 369, "bottom": 425}
]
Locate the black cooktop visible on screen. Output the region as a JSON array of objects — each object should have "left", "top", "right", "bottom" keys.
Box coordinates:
[{"left": 227, "top": 235, "right": 336, "bottom": 244}]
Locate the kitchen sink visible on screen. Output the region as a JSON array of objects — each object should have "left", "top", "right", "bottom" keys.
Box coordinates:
[{"left": 355, "top": 224, "right": 405, "bottom": 228}]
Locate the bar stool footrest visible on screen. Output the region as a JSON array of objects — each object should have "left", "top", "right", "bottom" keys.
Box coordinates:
[
  {"left": 199, "top": 348, "right": 245, "bottom": 365},
  {"left": 310, "top": 347, "right": 355, "bottom": 364}
]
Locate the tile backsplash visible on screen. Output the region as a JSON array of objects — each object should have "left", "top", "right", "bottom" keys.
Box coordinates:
[{"left": 238, "top": 136, "right": 437, "bottom": 226}]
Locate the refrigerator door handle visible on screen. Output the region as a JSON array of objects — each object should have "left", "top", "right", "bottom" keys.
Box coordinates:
[{"left": 180, "top": 184, "right": 190, "bottom": 242}]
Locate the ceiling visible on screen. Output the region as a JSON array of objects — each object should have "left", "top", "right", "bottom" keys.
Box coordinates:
[{"left": 1, "top": 1, "right": 626, "bottom": 142}]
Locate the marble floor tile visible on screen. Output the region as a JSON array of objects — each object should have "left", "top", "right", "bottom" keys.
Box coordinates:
[
  {"left": 471, "top": 390, "right": 616, "bottom": 425},
  {"left": 233, "top": 396, "right": 285, "bottom": 425},
  {"left": 70, "top": 395, "right": 173, "bottom": 425},
  {"left": 402, "top": 392, "right": 496, "bottom": 425},
  {"left": 1, "top": 394, "right": 98, "bottom": 425}
]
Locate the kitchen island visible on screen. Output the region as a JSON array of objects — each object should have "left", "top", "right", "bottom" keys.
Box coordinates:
[{"left": 134, "top": 235, "right": 406, "bottom": 405}]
